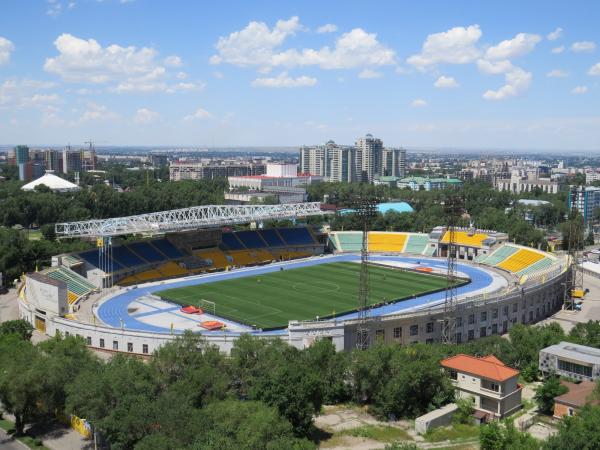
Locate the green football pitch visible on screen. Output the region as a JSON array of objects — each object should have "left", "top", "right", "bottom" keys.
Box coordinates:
[{"left": 157, "top": 262, "right": 457, "bottom": 329}]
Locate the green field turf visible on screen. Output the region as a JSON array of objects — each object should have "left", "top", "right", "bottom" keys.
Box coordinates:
[{"left": 157, "top": 262, "right": 457, "bottom": 329}]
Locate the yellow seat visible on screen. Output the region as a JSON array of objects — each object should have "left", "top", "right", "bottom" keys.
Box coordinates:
[
  {"left": 440, "top": 231, "right": 488, "bottom": 248},
  {"left": 368, "top": 232, "right": 408, "bottom": 252},
  {"left": 227, "top": 250, "right": 256, "bottom": 266},
  {"left": 194, "top": 249, "right": 229, "bottom": 269},
  {"left": 157, "top": 261, "right": 188, "bottom": 277},
  {"left": 67, "top": 291, "right": 78, "bottom": 304},
  {"left": 497, "top": 249, "right": 545, "bottom": 273}
]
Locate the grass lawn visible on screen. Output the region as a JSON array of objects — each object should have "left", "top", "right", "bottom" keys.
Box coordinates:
[
  {"left": 424, "top": 423, "right": 480, "bottom": 442},
  {"left": 158, "top": 261, "right": 458, "bottom": 329},
  {"left": 342, "top": 424, "right": 413, "bottom": 442}
]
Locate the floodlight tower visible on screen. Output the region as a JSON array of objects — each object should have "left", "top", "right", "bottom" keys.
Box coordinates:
[
  {"left": 355, "top": 195, "right": 379, "bottom": 350},
  {"left": 564, "top": 211, "right": 584, "bottom": 311},
  {"left": 441, "top": 194, "right": 462, "bottom": 344}
]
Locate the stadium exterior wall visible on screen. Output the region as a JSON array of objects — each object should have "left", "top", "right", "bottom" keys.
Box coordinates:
[
  {"left": 341, "top": 267, "right": 568, "bottom": 349},
  {"left": 18, "top": 265, "right": 567, "bottom": 354}
]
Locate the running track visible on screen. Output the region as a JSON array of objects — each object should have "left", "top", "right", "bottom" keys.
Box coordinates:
[{"left": 96, "top": 254, "right": 497, "bottom": 335}]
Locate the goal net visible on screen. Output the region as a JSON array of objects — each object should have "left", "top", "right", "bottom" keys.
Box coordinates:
[{"left": 200, "top": 299, "right": 216, "bottom": 316}]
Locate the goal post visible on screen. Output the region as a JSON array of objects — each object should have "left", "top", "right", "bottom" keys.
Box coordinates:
[{"left": 200, "top": 299, "right": 216, "bottom": 316}]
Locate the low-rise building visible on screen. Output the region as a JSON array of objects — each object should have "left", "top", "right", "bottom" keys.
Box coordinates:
[
  {"left": 539, "top": 341, "right": 600, "bottom": 381},
  {"left": 441, "top": 354, "right": 522, "bottom": 419},
  {"left": 397, "top": 176, "right": 462, "bottom": 191},
  {"left": 553, "top": 381, "right": 598, "bottom": 419}
]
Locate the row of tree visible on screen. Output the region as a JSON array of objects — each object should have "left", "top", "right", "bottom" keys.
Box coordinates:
[{"left": 3, "top": 318, "right": 600, "bottom": 449}]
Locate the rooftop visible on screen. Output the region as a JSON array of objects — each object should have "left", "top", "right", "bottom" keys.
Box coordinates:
[
  {"left": 554, "top": 381, "right": 598, "bottom": 408},
  {"left": 21, "top": 172, "right": 80, "bottom": 192},
  {"left": 440, "top": 354, "right": 520, "bottom": 382},
  {"left": 542, "top": 341, "right": 600, "bottom": 364}
]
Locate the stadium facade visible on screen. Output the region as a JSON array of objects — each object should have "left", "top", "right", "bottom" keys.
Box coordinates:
[{"left": 17, "top": 203, "right": 569, "bottom": 354}]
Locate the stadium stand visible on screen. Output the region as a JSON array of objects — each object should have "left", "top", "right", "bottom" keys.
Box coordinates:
[
  {"left": 404, "top": 234, "right": 430, "bottom": 254},
  {"left": 156, "top": 261, "right": 188, "bottom": 277},
  {"left": 111, "top": 245, "right": 145, "bottom": 268},
  {"left": 235, "top": 230, "right": 267, "bottom": 248},
  {"left": 368, "top": 232, "right": 407, "bottom": 252},
  {"left": 278, "top": 227, "right": 315, "bottom": 246},
  {"left": 332, "top": 232, "right": 362, "bottom": 252},
  {"left": 258, "top": 229, "right": 286, "bottom": 247},
  {"left": 221, "top": 232, "right": 245, "bottom": 250},
  {"left": 478, "top": 245, "right": 518, "bottom": 266},
  {"left": 440, "top": 230, "right": 489, "bottom": 248},
  {"left": 152, "top": 239, "right": 183, "bottom": 259},
  {"left": 127, "top": 242, "right": 167, "bottom": 263},
  {"left": 44, "top": 266, "right": 96, "bottom": 303},
  {"left": 516, "top": 257, "right": 555, "bottom": 276},
  {"left": 497, "top": 248, "right": 546, "bottom": 273},
  {"left": 423, "top": 246, "right": 436, "bottom": 256},
  {"left": 228, "top": 250, "right": 257, "bottom": 266},
  {"left": 194, "top": 248, "right": 229, "bottom": 269}
]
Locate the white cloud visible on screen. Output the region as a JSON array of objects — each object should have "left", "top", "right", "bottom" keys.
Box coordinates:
[
  {"left": 251, "top": 71, "right": 317, "bottom": 87},
  {"left": 551, "top": 46, "right": 565, "bottom": 54},
  {"left": 485, "top": 33, "right": 541, "bottom": 60},
  {"left": 546, "top": 69, "right": 569, "bottom": 78},
  {"left": 547, "top": 27, "right": 563, "bottom": 41},
  {"left": 0, "top": 37, "right": 14, "bottom": 65},
  {"left": 176, "top": 71, "right": 188, "bottom": 80},
  {"left": 134, "top": 108, "right": 160, "bottom": 124},
  {"left": 210, "top": 17, "right": 396, "bottom": 70},
  {"left": 183, "top": 107, "right": 212, "bottom": 121},
  {"left": 79, "top": 102, "right": 118, "bottom": 122},
  {"left": 45, "top": 34, "right": 162, "bottom": 83},
  {"left": 411, "top": 99, "right": 428, "bottom": 107},
  {"left": 407, "top": 25, "right": 482, "bottom": 69},
  {"left": 164, "top": 55, "right": 182, "bottom": 67},
  {"left": 476, "top": 59, "right": 514, "bottom": 75},
  {"left": 317, "top": 24, "right": 337, "bottom": 34},
  {"left": 571, "top": 41, "right": 596, "bottom": 53},
  {"left": 0, "top": 79, "right": 58, "bottom": 109},
  {"left": 44, "top": 33, "right": 193, "bottom": 94},
  {"left": 434, "top": 75, "right": 459, "bottom": 88},
  {"left": 572, "top": 85, "right": 588, "bottom": 94},
  {"left": 358, "top": 69, "right": 383, "bottom": 79},
  {"left": 482, "top": 67, "right": 532, "bottom": 100},
  {"left": 589, "top": 62, "right": 600, "bottom": 76},
  {"left": 210, "top": 16, "right": 302, "bottom": 67}
]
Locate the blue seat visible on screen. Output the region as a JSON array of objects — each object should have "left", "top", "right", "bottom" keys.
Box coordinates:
[
  {"left": 78, "top": 250, "right": 124, "bottom": 271},
  {"left": 128, "top": 242, "right": 166, "bottom": 263},
  {"left": 152, "top": 239, "right": 183, "bottom": 259},
  {"left": 278, "top": 228, "right": 314, "bottom": 246},
  {"left": 222, "top": 233, "right": 245, "bottom": 250},
  {"left": 235, "top": 230, "right": 266, "bottom": 248},
  {"left": 259, "top": 229, "right": 285, "bottom": 247},
  {"left": 112, "top": 246, "right": 145, "bottom": 267}
]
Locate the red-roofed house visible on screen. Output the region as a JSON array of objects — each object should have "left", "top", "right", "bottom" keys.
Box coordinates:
[{"left": 441, "top": 354, "right": 522, "bottom": 419}]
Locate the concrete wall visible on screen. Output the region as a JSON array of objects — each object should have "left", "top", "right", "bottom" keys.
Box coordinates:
[{"left": 415, "top": 403, "right": 458, "bottom": 434}]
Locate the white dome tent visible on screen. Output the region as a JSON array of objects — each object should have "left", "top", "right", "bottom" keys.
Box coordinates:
[{"left": 21, "top": 171, "right": 80, "bottom": 193}]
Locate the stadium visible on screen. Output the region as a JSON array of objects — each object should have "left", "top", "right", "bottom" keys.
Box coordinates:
[{"left": 17, "top": 202, "right": 570, "bottom": 354}]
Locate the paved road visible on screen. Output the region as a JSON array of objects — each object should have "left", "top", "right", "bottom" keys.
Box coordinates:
[
  {"left": 0, "top": 428, "right": 27, "bottom": 450},
  {"left": 0, "top": 288, "right": 19, "bottom": 324}
]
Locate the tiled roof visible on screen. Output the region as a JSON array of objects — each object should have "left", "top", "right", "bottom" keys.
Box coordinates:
[
  {"left": 554, "top": 381, "right": 598, "bottom": 408},
  {"left": 440, "top": 354, "right": 520, "bottom": 382}
]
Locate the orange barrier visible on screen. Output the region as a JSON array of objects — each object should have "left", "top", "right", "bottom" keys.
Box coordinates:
[{"left": 199, "top": 320, "right": 225, "bottom": 330}]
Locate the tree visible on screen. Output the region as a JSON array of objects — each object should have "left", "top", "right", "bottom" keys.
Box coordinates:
[
  {"left": 545, "top": 405, "right": 600, "bottom": 450},
  {"left": 569, "top": 321, "right": 600, "bottom": 348},
  {"left": 453, "top": 396, "right": 475, "bottom": 424},
  {"left": 534, "top": 376, "right": 568, "bottom": 415},
  {"left": 586, "top": 229, "right": 595, "bottom": 246},
  {"left": 40, "top": 224, "right": 56, "bottom": 241},
  {"left": 480, "top": 421, "right": 539, "bottom": 450},
  {"left": 0, "top": 319, "right": 33, "bottom": 340},
  {"left": 0, "top": 335, "right": 47, "bottom": 435}
]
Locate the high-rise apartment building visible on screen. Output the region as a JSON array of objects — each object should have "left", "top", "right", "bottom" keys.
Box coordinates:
[
  {"left": 63, "top": 148, "right": 82, "bottom": 173},
  {"left": 568, "top": 185, "right": 600, "bottom": 224},
  {"left": 381, "top": 148, "right": 406, "bottom": 178},
  {"left": 355, "top": 134, "right": 383, "bottom": 183},
  {"left": 299, "top": 140, "right": 355, "bottom": 182}
]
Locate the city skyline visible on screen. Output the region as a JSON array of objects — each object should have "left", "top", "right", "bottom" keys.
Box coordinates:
[{"left": 1, "top": 1, "right": 599, "bottom": 150}]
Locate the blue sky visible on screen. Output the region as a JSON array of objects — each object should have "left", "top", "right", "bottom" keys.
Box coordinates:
[{"left": 0, "top": 0, "right": 599, "bottom": 150}]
